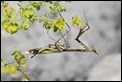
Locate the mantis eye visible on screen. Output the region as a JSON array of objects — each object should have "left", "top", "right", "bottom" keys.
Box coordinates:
[{"left": 29, "top": 50, "right": 34, "bottom": 54}]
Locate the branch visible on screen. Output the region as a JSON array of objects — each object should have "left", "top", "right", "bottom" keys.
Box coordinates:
[{"left": 17, "top": 67, "right": 31, "bottom": 81}]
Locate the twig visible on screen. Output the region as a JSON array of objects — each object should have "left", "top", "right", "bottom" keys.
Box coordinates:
[{"left": 17, "top": 67, "right": 31, "bottom": 81}]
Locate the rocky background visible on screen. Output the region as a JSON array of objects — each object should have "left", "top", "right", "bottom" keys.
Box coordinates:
[{"left": 1, "top": 1, "right": 121, "bottom": 81}]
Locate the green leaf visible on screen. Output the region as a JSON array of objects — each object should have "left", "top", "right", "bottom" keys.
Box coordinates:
[
  {"left": 1, "top": 65, "right": 17, "bottom": 74},
  {"left": 12, "top": 50, "right": 18, "bottom": 56},
  {"left": 53, "top": 26, "right": 58, "bottom": 32},
  {"left": 52, "top": 1, "right": 60, "bottom": 7},
  {"left": 8, "top": 23, "right": 19, "bottom": 34},
  {"left": 29, "top": 1, "right": 42, "bottom": 10},
  {"left": 12, "top": 50, "right": 26, "bottom": 67},
  {"left": 22, "top": 8, "right": 34, "bottom": 19},
  {"left": 43, "top": 21, "right": 52, "bottom": 29},
  {"left": 29, "top": 16, "right": 36, "bottom": 23},
  {"left": 52, "top": 20, "right": 58, "bottom": 32},
  {"left": 49, "top": 5, "right": 56, "bottom": 14},
  {"left": 4, "top": 7, "right": 16, "bottom": 14},
  {"left": 21, "top": 21, "right": 29, "bottom": 30},
  {"left": 72, "top": 15, "right": 82, "bottom": 27},
  {"left": 53, "top": 18, "right": 65, "bottom": 30},
  {"left": 1, "top": 1, "right": 8, "bottom": 8},
  {"left": 2, "top": 12, "right": 12, "bottom": 21},
  {"left": 59, "top": 5, "right": 66, "bottom": 12},
  {"left": 2, "top": 22, "right": 19, "bottom": 34}
]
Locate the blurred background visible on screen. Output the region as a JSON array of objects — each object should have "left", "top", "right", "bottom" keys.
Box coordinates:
[{"left": 1, "top": 1, "right": 121, "bottom": 81}]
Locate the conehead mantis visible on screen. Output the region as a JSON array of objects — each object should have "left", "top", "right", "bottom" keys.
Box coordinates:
[{"left": 23, "top": 10, "right": 99, "bottom": 58}]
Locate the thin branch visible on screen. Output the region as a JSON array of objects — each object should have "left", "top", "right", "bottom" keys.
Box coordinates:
[
  {"left": 36, "top": 16, "right": 52, "bottom": 22},
  {"left": 17, "top": 67, "right": 31, "bottom": 81}
]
